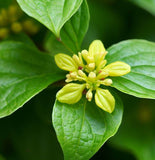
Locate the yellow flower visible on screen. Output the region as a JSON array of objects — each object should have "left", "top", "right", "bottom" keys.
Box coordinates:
[{"left": 55, "top": 40, "right": 131, "bottom": 113}]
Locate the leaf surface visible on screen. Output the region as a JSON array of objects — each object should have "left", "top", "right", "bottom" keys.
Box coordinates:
[
  {"left": 61, "top": 0, "right": 90, "bottom": 53},
  {"left": 0, "top": 41, "right": 64, "bottom": 118},
  {"left": 130, "top": 0, "right": 155, "bottom": 15},
  {"left": 17, "top": 0, "right": 83, "bottom": 37},
  {"left": 53, "top": 92, "right": 123, "bottom": 160},
  {"left": 107, "top": 40, "right": 155, "bottom": 99},
  {"left": 44, "top": 0, "right": 89, "bottom": 55}
]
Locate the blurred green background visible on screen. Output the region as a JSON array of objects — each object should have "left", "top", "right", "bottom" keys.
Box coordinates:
[{"left": 0, "top": 0, "right": 155, "bottom": 159}]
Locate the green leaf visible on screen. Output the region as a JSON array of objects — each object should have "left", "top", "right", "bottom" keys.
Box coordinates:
[
  {"left": 17, "top": 0, "right": 83, "bottom": 37},
  {"left": 106, "top": 39, "right": 155, "bottom": 99},
  {"left": 53, "top": 92, "right": 123, "bottom": 160},
  {"left": 61, "top": 0, "right": 90, "bottom": 53},
  {"left": 44, "top": 0, "right": 89, "bottom": 55},
  {"left": 110, "top": 95, "right": 155, "bottom": 160},
  {"left": 0, "top": 41, "right": 64, "bottom": 118},
  {"left": 44, "top": 32, "right": 72, "bottom": 56},
  {"left": 130, "top": 0, "right": 155, "bottom": 15}
]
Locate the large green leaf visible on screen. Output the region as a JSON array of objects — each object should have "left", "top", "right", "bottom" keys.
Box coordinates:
[
  {"left": 44, "top": 0, "right": 89, "bottom": 55},
  {"left": 61, "top": 0, "right": 90, "bottom": 53},
  {"left": 17, "top": 0, "right": 83, "bottom": 37},
  {"left": 130, "top": 0, "right": 155, "bottom": 15},
  {"left": 53, "top": 92, "right": 123, "bottom": 160},
  {"left": 110, "top": 95, "right": 155, "bottom": 160},
  {"left": 0, "top": 41, "right": 64, "bottom": 118},
  {"left": 106, "top": 40, "right": 155, "bottom": 99}
]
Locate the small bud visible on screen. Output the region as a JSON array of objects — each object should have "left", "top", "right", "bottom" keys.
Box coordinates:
[
  {"left": 22, "top": 20, "right": 39, "bottom": 35},
  {"left": 101, "top": 79, "right": 113, "bottom": 86},
  {"left": 88, "top": 72, "right": 96, "bottom": 81},
  {"left": 8, "top": 5, "right": 20, "bottom": 22},
  {"left": 11, "top": 22, "right": 22, "bottom": 33},
  {"left": 1, "top": 9, "right": 8, "bottom": 22},
  {"left": 65, "top": 78, "right": 72, "bottom": 83},
  {"left": 88, "top": 63, "right": 95, "bottom": 70},
  {"left": 81, "top": 50, "right": 94, "bottom": 64},
  {"left": 78, "top": 70, "right": 87, "bottom": 78},
  {"left": 78, "top": 52, "right": 83, "bottom": 65},
  {"left": 95, "top": 88, "right": 115, "bottom": 113},
  {"left": 66, "top": 74, "right": 70, "bottom": 78},
  {"left": 81, "top": 49, "right": 88, "bottom": 60},
  {"left": 65, "top": 74, "right": 72, "bottom": 82},
  {"left": 70, "top": 72, "right": 77, "bottom": 79},
  {"left": 0, "top": 15, "right": 5, "bottom": 26},
  {"left": 86, "top": 89, "right": 93, "bottom": 101},
  {"left": 86, "top": 83, "right": 91, "bottom": 89},
  {"left": 73, "top": 54, "right": 80, "bottom": 64},
  {"left": 8, "top": 5, "right": 18, "bottom": 15},
  {"left": 0, "top": 28, "right": 9, "bottom": 39}
]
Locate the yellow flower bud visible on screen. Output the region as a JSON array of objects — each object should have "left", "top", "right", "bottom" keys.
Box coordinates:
[
  {"left": 8, "top": 5, "right": 20, "bottom": 22},
  {"left": 1, "top": 9, "right": 8, "bottom": 22},
  {"left": 88, "top": 72, "right": 96, "bottom": 81},
  {"left": 82, "top": 50, "right": 94, "bottom": 64},
  {"left": 22, "top": 20, "right": 39, "bottom": 35},
  {"left": 73, "top": 54, "right": 80, "bottom": 65},
  {"left": 88, "top": 63, "right": 95, "bottom": 70},
  {"left": 95, "top": 88, "right": 115, "bottom": 113},
  {"left": 8, "top": 5, "right": 18, "bottom": 16},
  {"left": 78, "top": 70, "right": 87, "bottom": 78},
  {"left": 86, "top": 89, "right": 93, "bottom": 101},
  {"left": 0, "top": 28, "right": 9, "bottom": 39},
  {"left": 56, "top": 83, "right": 86, "bottom": 104},
  {"left": 70, "top": 72, "right": 77, "bottom": 79},
  {"left": 81, "top": 49, "right": 88, "bottom": 59},
  {"left": 101, "top": 79, "right": 113, "bottom": 86},
  {"left": 55, "top": 53, "right": 78, "bottom": 71},
  {"left": 103, "top": 61, "right": 131, "bottom": 76},
  {"left": 11, "top": 22, "right": 22, "bottom": 33},
  {"left": 65, "top": 78, "right": 72, "bottom": 83},
  {"left": 0, "top": 15, "right": 5, "bottom": 26}
]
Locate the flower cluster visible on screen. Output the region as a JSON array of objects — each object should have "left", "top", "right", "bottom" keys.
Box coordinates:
[
  {"left": 0, "top": 4, "right": 39, "bottom": 39},
  {"left": 55, "top": 40, "right": 131, "bottom": 113}
]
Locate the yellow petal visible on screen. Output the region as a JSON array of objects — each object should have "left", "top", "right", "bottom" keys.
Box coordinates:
[
  {"left": 55, "top": 53, "right": 78, "bottom": 71},
  {"left": 88, "top": 40, "right": 106, "bottom": 57},
  {"left": 95, "top": 88, "right": 115, "bottom": 113},
  {"left": 56, "top": 83, "right": 85, "bottom": 104},
  {"left": 103, "top": 61, "right": 131, "bottom": 76}
]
